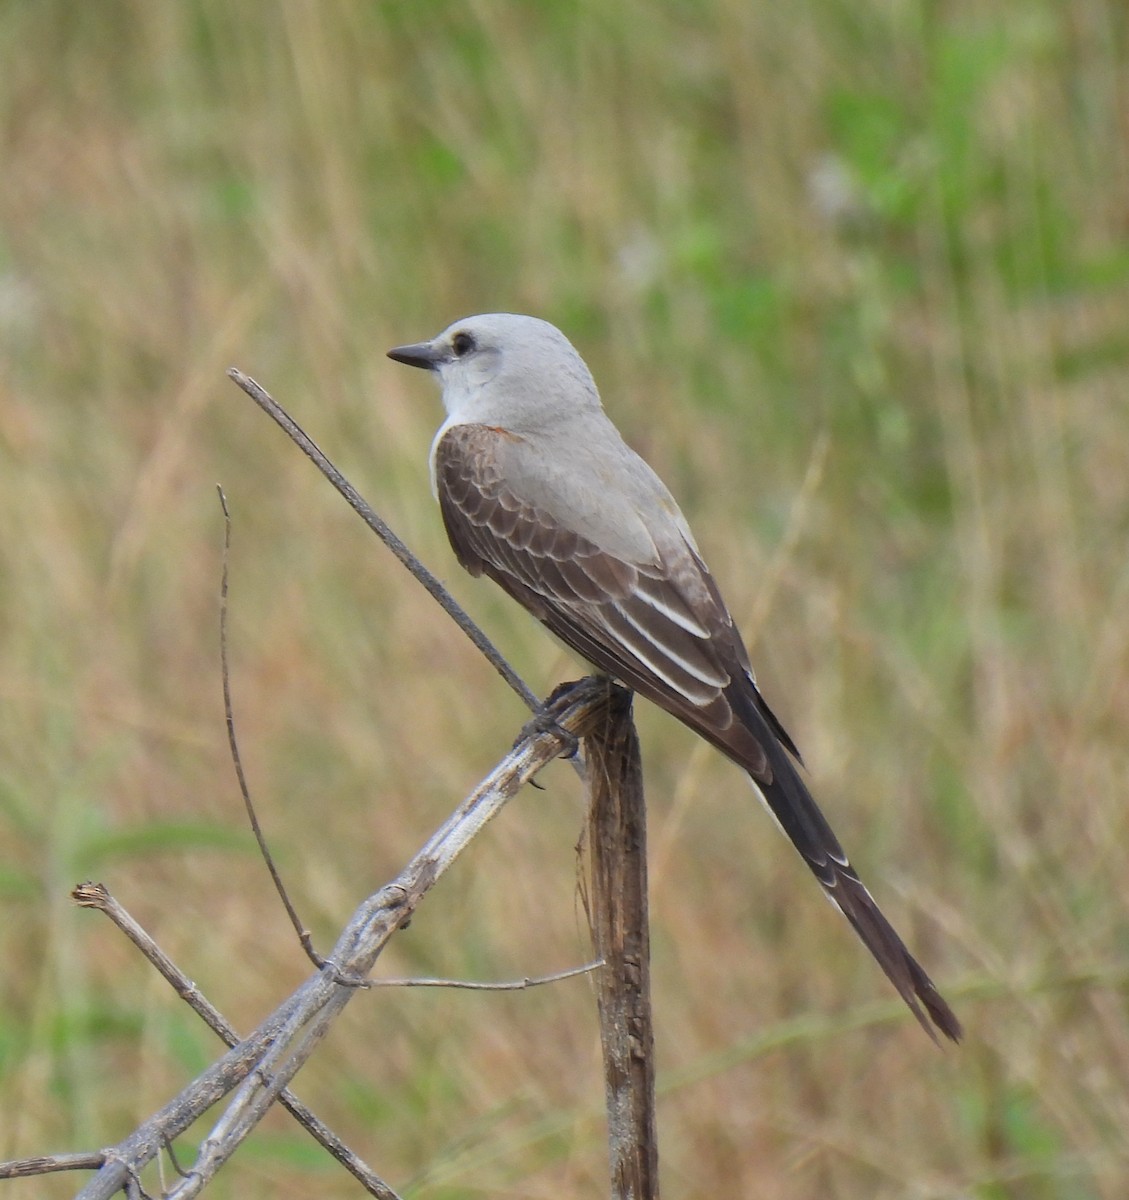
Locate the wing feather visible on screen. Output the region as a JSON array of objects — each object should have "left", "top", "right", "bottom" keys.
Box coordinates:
[{"left": 436, "top": 424, "right": 738, "bottom": 705}]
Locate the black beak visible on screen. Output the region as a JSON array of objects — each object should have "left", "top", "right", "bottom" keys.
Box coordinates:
[{"left": 387, "top": 340, "right": 443, "bottom": 370}]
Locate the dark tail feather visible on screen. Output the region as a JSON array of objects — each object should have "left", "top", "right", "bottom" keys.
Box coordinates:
[
  {"left": 807, "top": 841, "right": 962, "bottom": 1044},
  {"left": 728, "top": 689, "right": 961, "bottom": 1043}
]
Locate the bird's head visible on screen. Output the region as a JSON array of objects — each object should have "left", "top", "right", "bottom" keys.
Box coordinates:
[{"left": 387, "top": 313, "right": 601, "bottom": 430}]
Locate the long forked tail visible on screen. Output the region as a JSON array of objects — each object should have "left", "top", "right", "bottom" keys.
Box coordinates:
[
  {"left": 831, "top": 870, "right": 961, "bottom": 1043},
  {"left": 749, "top": 743, "right": 961, "bottom": 1043},
  {"left": 719, "top": 681, "right": 962, "bottom": 1043}
]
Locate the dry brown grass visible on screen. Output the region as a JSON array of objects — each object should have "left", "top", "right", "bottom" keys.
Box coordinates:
[{"left": 2, "top": 2, "right": 1128, "bottom": 1196}]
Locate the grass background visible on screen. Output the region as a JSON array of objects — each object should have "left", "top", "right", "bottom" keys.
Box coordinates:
[{"left": 2, "top": 1, "right": 1128, "bottom": 1196}]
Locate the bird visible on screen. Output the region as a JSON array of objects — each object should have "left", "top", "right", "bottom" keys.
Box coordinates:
[{"left": 387, "top": 313, "right": 961, "bottom": 1044}]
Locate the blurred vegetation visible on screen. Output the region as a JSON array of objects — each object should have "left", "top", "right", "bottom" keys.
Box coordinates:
[{"left": 2, "top": 0, "right": 1128, "bottom": 1196}]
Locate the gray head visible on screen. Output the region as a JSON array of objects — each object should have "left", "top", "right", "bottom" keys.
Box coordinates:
[{"left": 387, "top": 313, "right": 604, "bottom": 431}]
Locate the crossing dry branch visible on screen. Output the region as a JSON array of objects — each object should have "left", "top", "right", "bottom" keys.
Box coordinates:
[{"left": 0, "top": 677, "right": 661, "bottom": 1198}]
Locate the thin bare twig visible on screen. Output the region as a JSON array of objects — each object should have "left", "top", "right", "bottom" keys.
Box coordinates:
[
  {"left": 225, "top": 367, "right": 541, "bottom": 713},
  {"left": 215, "top": 486, "right": 323, "bottom": 967},
  {"left": 368, "top": 961, "right": 603, "bottom": 990}
]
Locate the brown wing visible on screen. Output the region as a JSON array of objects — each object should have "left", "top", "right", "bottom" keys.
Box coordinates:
[
  {"left": 435, "top": 425, "right": 765, "bottom": 751},
  {"left": 434, "top": 423, "right": 961, "bottom": 1043}
]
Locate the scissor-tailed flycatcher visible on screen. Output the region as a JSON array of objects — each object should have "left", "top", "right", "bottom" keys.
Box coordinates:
[{"left": 388, "top": 313, "right": 960, "bottom": 1043}]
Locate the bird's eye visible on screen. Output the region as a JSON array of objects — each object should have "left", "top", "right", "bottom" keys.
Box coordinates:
[{"left": 451, "top": 331, "right": 476, "bottom": 357}]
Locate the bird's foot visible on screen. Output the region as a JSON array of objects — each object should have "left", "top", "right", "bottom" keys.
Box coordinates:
[
  {"left": 515, "top": 679, "right": 603, "bottom": 759},
  {"left": 516, "top": 704, "right": 581, "bottom": 760}
]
